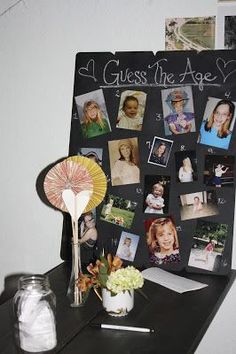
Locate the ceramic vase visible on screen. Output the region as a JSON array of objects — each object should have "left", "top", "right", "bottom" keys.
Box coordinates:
[{"left": 102, "top": 288, "right": 134, "bottom": 317}]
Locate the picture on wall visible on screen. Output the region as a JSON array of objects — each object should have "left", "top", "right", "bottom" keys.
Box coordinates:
[
  {"left": 62, "top": 50, "right": 236, "bottom": 275},
  {"left": 165, "top": 17, "right": 215, "bottom": 51}
]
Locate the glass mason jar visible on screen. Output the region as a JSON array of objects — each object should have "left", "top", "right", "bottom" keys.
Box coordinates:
[{"left": 13, "top": 274, "right": 57, "bottom": 353}]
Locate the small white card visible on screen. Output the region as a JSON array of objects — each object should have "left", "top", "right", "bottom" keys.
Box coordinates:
[{"left": 141, "top": 267, "right": 208, "bottom": 293}]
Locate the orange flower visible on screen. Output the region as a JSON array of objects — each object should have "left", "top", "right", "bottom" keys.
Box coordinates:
[
  {"left": 77, "top": 273, "right": 93, "bottom": 292},
  {"left": 107, "top": 253, "right": 123, "bottom": 272}
]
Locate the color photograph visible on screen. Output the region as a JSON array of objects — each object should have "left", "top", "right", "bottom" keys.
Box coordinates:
[
  {"left": 143, "top": 175, "right": 170, "bottom": 215},
  {"left": 188, "top": 220, "right": 228, "bottom": 272},
  {"left": 161, "top": 86, "right": 196, "bottom": 136},
  {"left": 179, "top": 190, "right": 219, "bottom": 221},
  {"left": 100, "top": 194, "right": 137, "bottom": 229},
  {"left": 116, "top": 90, "right": 147, "bottom": 131},
  {"left": 204, "top": 154, "right": 235, "bottom": 187},
  {"left": 116, "top": 231, "right": 140, "bottom": 262},
  {"left": 145, "top": 216, "right": 180, "bottom": 265},
  {"left": 198, "top": 97, "right": 236, "bottom": 150},
  {"left": 175, "top": 150, "right": 197, "bottom": 183},
  {"left": 165, "top": 16, "right": 215, "bottom": 51},
  {"left": 148, "top": 137, "right": 173, "bottom": 168},
  {"left": 75, "top": 88, "right": 111, "bottom": 139}
]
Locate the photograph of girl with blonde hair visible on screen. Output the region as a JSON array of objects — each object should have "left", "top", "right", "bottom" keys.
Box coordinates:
[
  {"left": 74, "top": 89, "right": 111, "bottom": 139},
  {"left": 198, "top": 97, "right": 236, "bottom": 150},
  {"left": 108, "top": 137, "right": 140, "bottom": 186},
  {"left": 146, "top": 217, "right": 180, "bottom": 265},
  {"left": 175, "top": 150, "right": 197, "bottom": 183}
]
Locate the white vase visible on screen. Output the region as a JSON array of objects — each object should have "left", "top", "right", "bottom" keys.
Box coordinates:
[{"left": 102, "top": 288, "right": 134, "bottom": 317}]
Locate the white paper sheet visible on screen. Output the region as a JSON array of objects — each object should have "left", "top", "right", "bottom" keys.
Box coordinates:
[{"left": 141, "top": 267, "right": 208, "bottom": 293}]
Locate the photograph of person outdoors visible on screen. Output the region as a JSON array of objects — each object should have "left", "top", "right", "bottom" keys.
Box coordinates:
[
  {"left": 198, "top": 97, "right": 236, "bottom": 150},
  {"left": 188, "top": 220, "right": 228, "bottom": 272},
  {"left": 75, "top": 88, "right": 111, "bottom": 139},
  {"left": 162, "top": 86, "right": 195, "bottom": 135},
  {"left": 146, "top": 217, "right": 180, "bottom": 265},
  {"left": 148, "top": 137, "right": 173, "bottom": 167},
  {"left": 116, "top": 90, "right": 146, "bottom": 131},
  {"left": 109, "top": 137, "right": 140, "bottom": 186}
]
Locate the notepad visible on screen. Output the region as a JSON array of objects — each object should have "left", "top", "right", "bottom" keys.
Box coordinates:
[{"left": 141, "top": 267, "right": 208, "bottom": 293}]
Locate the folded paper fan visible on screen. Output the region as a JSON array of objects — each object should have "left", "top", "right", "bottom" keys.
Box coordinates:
[
  {"left": 44, "top": 159, "right": 93, "bottom": 213},
  {"left": 67, "top": 156, "right": 107, "bottom": 212}
]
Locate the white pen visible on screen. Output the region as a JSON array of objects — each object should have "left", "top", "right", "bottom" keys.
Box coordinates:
[{"left": 91, "top": 323, "right": 155, "bottom": 333}]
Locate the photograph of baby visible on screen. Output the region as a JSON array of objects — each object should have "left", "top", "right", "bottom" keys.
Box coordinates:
[
  {"left": 116, "top": 90, "right": 147, "bottom": 131},
  {"left": 204, "top": 154, "right": 235, "bottom": 187},
  {"left": 77, "top": 147, "right": 103, "bottom": 166},
  {"left": 148, "top": 136, "right": 173, "bottom": 168},
  {"left": 108, "top": 137, "right": 140, "bottom": 186},
  {"left": 179, "top": 190, "right": 219, "bottom": 221},
  {"left": 198, "top": 97, "right": 236, "bottom": 150},
  {"left": 100, "top": 194, "right": 137, "bottom": 229},
  {"left": 74, "top": 88, "right": 111, "bottom": 139},
  {"left": 143, "top": 175, "right": 170, "bottom": 214},
  {"left": 161, "top": 86, "right": 196, "bottom": 136},
  {"left": 175, "top": 150, "right": 197, "bottom": 183},
  {"left": 116, "top": 231, "right": 140, "bottom": 262},
  {"left": 145, "top": 216, "right": 181, "bottom": 265},
  {"left": 188, "top": 220, "right": 228, "bottom": 272}
]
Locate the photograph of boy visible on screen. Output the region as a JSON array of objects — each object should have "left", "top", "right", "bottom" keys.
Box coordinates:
[
  {"left": 109, "top": 137, "right": 140, "bottom": 186},
  {"left": 146, "top": 216, "right": 180, "bottom": 265},
  {"left": 75, "top": 88, "right": 111, "bottom": 139},
  {"left": 148, "top": 137, "right": 173, "bottom": 168},
  {"left": 188, "top": 220, "right": 228, "bottom": 272},
  {"left": 116, "top": 90, "right": 147, "bottom": 131},
  {"left": 175, "top": 150, "right": 197, "bottom": 183},
  {"left": 204, "top": 155, "right": 235, "bottom": 187},
  {"left": 144, "top": 175, "right": 170, "bottom": 214},
  {"left": 116, "top": 231, "right": 140, "bottom": 262},
  {"left": 179, "top": 191, "right": 219, "bottom": 221},
  {"left": 198, "top": 97, "right": 236, "bottom": 150},
  {"left": 161, "top": 86, "right": 195, "bottom": 136}
]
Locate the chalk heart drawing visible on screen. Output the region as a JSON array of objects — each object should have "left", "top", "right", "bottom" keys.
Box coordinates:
[
  {"left": 216, "top": 58, "right": 236, "bottom": 83},
  {"left": 78, "top": 59, "right": 97, "bottom": 82}
]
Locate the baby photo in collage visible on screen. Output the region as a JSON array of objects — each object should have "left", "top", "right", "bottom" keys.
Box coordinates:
[
  {"left": 179, "top": 191, "right": 219, "bottom": 221},
  {"left": 143, "top": 175, "right": 170, "bottom": 215},
  {"left": 116, "top": 90, "right": 147, "bottom": 131}
]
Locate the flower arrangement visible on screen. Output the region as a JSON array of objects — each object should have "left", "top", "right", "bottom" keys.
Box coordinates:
[{"left": 77, "top": 254, "right": 144, "bottom": 299}]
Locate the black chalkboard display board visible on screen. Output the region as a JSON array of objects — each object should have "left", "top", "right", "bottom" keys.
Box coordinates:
[{"left": 61, "top": 50, "right": 236, "bottom": 276}]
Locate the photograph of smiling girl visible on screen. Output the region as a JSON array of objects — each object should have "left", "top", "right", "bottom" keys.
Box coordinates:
[
  {"left": 198, "top": 97, "right": 236, "bottom": 150},
  {"left": 108, "top": 137, "right": 140, "bottom": 186},
  {"left": 145, "top": 216, "right": 180, "bottom": 266},
  {"left": 74, "top": 88, "right": 111, "bottom": 139},
  {"left": 143, "top": 175, "right": 170, "bottom": 215},
  {"left": 116, "top": 90, "right": 147, "bottom": 131}
]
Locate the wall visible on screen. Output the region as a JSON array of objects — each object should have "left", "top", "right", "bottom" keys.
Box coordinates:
[{"left": 0, "top": 0, "right": 235, "bottom": 353}]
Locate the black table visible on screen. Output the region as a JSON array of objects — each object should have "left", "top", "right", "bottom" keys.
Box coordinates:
[{"left": 0, "top": 262, "right": 235, "bottom": 354}]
